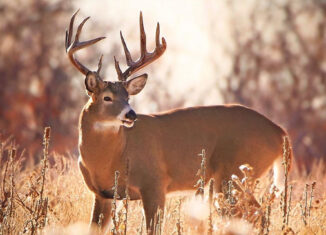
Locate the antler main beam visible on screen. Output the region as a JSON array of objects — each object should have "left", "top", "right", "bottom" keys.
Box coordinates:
[
  {"left": 115, "top": 12, "right": 167, "bottom": 81},
  {"left": 65, "top": 10, "right": 106, "bottom": 75}
]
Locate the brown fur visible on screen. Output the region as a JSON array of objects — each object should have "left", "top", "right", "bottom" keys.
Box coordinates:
[{"left": 78, "top": 99, "right": 290, "bottom": 233}]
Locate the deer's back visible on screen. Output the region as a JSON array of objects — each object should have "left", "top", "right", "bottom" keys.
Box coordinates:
[{"left": 125, "top": 105, "right": 286, "bottom": 192}]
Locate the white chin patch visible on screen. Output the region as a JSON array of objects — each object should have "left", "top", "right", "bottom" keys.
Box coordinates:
[
  {"left": 122, "top": 120, "right": 134, "bottom": 128},
  {"left": 118, "top": 106, "right": 135, "bottom": 128}
]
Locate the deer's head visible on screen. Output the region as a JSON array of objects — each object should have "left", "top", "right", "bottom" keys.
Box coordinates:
[{"left": 65, "top": 11, "right": 166, "bottom": 128}]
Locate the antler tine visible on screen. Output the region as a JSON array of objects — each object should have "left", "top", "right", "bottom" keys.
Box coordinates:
[
  {"left": 65, "top": 9, "right": 79, "bottom": 52},
  {"left": 65, "top": 11, "right": 106, "bottom": 75},
  {"left": 120, "top": 31, "right": 133, "bottom": 66},
  {"left": 155, "top": 22, "right": 167, "bottom": 52},
  {"left": 114, "top": 56, "right": 124, "bottom": 81},
  {"left": 74, "top": 16, "right": 90, "bottom": 43},
  {"left": 97, "top": 55, "right": 103, "bottom": 74},
  {"left": 155, "top": 22, "right": 160, "bottom": 48},
  {"left": 114, "top": 12, "right": 167, "bottom": 81},
  {"left": 139, "top": 12, "right": 147, "bottom": 58}
]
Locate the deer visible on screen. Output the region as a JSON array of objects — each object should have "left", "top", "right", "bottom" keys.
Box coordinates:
[{"left": 65, "top": 10, "right": 292, "bottom": 234}]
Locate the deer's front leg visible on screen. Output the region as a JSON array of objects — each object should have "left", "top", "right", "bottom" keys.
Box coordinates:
[
  {"left": 90, "top": 196, "right": 112, "bottom": 233},
  {"left": 140, "top": 187, "right": 165, "bottom": 235},
  {"left": 78, "top": 161, "right": 111, "bottom": 232}
]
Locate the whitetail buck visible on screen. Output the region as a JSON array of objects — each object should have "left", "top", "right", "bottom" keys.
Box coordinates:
[{"left": 66, "top": 10, "right": 292, "bottom": 234}]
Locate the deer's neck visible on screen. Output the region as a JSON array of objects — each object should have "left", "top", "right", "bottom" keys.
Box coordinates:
[{"left": 78, "top": 109, "right": 126, "bottom": 165}]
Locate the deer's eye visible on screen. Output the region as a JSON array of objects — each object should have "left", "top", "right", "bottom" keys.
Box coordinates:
[{"left": 103, "top": 96, "right": 112, "bottom": 102}]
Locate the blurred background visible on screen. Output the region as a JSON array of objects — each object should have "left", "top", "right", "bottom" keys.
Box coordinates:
[{"left": 0, "top": 0, "right": 325, "bottom": 168}]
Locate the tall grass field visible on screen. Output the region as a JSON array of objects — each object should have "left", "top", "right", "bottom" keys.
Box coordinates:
[{"left": 0, "top": 127, "right": 325, "bottom": 235}]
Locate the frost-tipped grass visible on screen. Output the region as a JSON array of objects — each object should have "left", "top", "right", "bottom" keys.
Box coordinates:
[
  {"left": 281, "top": 136, "right": 291, "bottom": 230},
  {"left": 207, "top": 178, "right": 214, "bottom": 235},
  {"left": 111, "top": 170, "right": 120, "bottom": 235},
  {"left": 194, "top": 149, "right": 206, "bottom": 198}
]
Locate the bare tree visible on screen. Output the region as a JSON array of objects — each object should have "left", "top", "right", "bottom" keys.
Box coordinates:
[
  {"left": 215, "top": 0, "right": 326, "bottom": 167},
  {"left": 0, "top": 0, "right": 80, "bottom": 157}
]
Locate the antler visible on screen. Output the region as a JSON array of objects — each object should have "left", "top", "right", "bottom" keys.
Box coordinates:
[
  {"left": 115, "top": 12, "right": 167, "bottom": 81},
  {"left": 65, "top": 10, "right": 106, "bottom": 75}
]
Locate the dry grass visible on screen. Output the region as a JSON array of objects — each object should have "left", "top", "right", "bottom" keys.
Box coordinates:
[{"left": 0, "top": 129, "right": 325, "bottom": 235}]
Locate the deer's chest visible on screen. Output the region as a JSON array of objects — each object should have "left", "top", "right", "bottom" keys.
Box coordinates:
[{"left": 78, "top": 139, "right": 125, "bottom": 190}]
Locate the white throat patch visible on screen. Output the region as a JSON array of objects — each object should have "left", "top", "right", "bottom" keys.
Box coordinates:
[{"left": 93, "top": 121, "right": 121, "bottom": 133}]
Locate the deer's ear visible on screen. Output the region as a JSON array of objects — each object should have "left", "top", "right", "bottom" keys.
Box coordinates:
[
  {"left": 85, "top": 72, "right": 105, "bottom": 94},
  {"left": 125, "top": 74, "right": 148, "bottom": 95}
]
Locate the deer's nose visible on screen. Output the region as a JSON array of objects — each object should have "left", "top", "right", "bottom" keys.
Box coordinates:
[{"left": 125, "top": 109, "right": 137, "bottom": 121}]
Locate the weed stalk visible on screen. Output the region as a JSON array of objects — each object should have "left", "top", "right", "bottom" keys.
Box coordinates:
[{"left": 281, "top": 136, "right": 290, "bottom": 230}]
